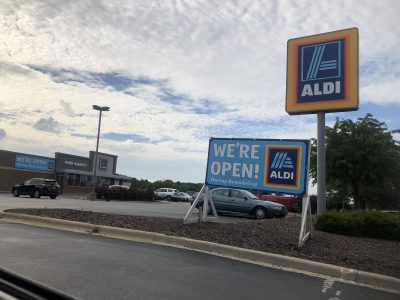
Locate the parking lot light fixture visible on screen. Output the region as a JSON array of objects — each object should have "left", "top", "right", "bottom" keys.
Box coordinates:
[{"left": 88, "top": 105, "right": 110, "bottom": 201}]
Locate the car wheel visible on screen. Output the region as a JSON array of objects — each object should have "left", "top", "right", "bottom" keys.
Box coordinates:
[
  {"left": 50, "top": 195, "right": 57, "bottom": 199},
  {"left": 166, "top": 196, "right": 171, "bottom": 201},
  {"left": 34, "top": 190, "right": 41, "bottom": 198},
  {"left": 253, "top": 207, "right": 266, "bottom": 219},
  {"left": 12, "top": 189, "right": 19, "bottom": 197}
]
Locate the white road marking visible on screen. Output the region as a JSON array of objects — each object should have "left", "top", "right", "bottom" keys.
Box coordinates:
[{"left": 322, "top": 279, "right": 334, "bottom": 293}]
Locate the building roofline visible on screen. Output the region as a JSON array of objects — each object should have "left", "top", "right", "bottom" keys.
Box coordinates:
[
  {"left": 55, "top": 152, "right": 90, "bottom": 160},
  {"left": 1, "top": 149, "right": 54, "bottom": 160},
  {"left": 89, "top": 151, "right": 118, "bottom": 158}
]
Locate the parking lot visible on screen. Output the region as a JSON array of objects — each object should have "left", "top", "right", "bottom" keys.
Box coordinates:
[{"left": 0, "top": 193, "right": 250, "bottom": 223}]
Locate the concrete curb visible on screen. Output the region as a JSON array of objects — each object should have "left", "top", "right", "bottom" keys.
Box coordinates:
[{"left": 1, "top": 212, "right": 399, "bottom": 293}]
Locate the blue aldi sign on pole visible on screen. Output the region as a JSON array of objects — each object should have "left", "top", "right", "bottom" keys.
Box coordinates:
[
  {"left": 286, "top": 28, "right": 358, "bottom": 115},
  {"left": 205, "top": 138, "right": 310, "bottom": 195}
]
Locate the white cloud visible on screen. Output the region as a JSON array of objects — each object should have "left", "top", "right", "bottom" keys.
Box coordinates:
[
  {"left": 33, "top": 116, "right": 62, "bottom": 133},
  {"left": 0, "top": 0, "right": 399, "bottom": 182}
]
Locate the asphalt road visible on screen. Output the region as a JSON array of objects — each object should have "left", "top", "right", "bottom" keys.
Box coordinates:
[
  {"left": 0, "top": 221, "right": 397, "bottom": 300},
  {"left": 0, "top": 193, "right": 245, "bottom": 223}
]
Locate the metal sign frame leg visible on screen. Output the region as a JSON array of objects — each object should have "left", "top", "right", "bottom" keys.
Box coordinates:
[
  {"left": 298, "top": 142, "right": 312, "bottom": 247},
  {"left": 183, "top": 184, "right": 218, "bottom": 224},
  {"left": 183, "top": 184, "right": 204, "bottom": 224},
  {"left": 202, "top": 185, "right": 218, "bottom": 222},
  {"left": 298, "top": 194, "right": 312, "bottom": 247}
]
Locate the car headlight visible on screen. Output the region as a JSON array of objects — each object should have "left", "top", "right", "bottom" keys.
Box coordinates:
[{"left": 272, "top": 205, "right": 282, "bottom": 210}]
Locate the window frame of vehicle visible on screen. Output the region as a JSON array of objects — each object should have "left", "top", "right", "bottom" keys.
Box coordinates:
[
  {"left": 229, "top": 189, "right": 253, "bottom": 213},
  {"left": 210, "top": 189, "right": 231, "bottom": 211},
  {"left": 31, "top": 179, "right": 44, "bottom": 185}
]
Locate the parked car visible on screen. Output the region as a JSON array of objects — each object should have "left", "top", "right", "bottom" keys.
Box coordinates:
[
  {"left": 153, "top": 188, "right": 180, "bottom": 200},
  {"left": 190, "top": 192, "right": 200, "bottom": 201},
  {"left": 170, "top": 192, "right": 193, "bottom": 202},
  {"left": 256, "top": 192, "right": 299, "bottom": 212},
  {"left": 12, "top": 178, "right": 60, "bottom": 199},
  {"left": 185, "top": 191, "right": 197, "bottom": 197},
  {"left": 195, "top": 188, "right": 287, "bottom": 219}
]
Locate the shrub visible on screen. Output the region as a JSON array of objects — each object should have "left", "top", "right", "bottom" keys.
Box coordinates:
[
  {"left": 95, "top": 186, "right": 107, "bottom": 199},
  {"left": 315, "top": 210, "right": 400, "bottom": 241}
]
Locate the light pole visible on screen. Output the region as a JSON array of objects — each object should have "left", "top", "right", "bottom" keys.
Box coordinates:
[{"left": 88, "top": 105, "right": 110, "bottom": 200}]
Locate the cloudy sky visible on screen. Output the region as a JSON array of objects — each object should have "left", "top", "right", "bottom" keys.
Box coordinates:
[{"left": 0, "top": 0, "right": 399, "bottom": 183}]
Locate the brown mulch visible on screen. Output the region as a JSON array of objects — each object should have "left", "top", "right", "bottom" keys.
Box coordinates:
[{"left": 5, "top": 208, "right": 400, "bottom": 278}]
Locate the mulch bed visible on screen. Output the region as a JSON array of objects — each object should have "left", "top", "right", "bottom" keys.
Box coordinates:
[{"left": 5, "top": 208, "right": 400, "bottom": 278}]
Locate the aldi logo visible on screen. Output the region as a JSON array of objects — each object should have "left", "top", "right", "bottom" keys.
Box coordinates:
[
  {"left": 301, "top": 41, "right": 342, "bottom": 81},
  {"left": 298, "top": 40, "right": 344, "bottom": 103},
  {"left": 100, "top": 158, "right": 108, "bottom": 171},
  {"left": 270, "top": 152, "right": 295, "bottom": 169},
  {"left": 264, "top": 145, "right": 302, "bottom": 191}
]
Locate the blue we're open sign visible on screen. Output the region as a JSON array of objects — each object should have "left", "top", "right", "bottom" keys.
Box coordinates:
[{"left": 205, "top": 138, "right": 310, "bottom": 195}]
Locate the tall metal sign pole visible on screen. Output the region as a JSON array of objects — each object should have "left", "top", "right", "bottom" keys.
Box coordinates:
[
  {"left": 317, "top": 111, "right": 326, "bottom": 214},
  {"left": 317, "top": 112, "right": 326, "bottom": 213},
  {"left": 286, "top": 28, "right": 359, "bottom": 214},
  {"left": 89, "top": 105, "right": 110, "bottom": 201}
]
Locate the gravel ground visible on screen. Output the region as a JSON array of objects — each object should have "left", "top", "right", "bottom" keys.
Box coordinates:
[{"left": 5, "top": 208, "right": 399, "bottom": 278}]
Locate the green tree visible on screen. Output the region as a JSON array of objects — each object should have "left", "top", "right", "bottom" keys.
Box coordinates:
[
  {"left": 310, "top": 114, "right": 400, "bottom": 210},
  {"left": 131, "top": 178, "right": 203, "bottom": 192}
]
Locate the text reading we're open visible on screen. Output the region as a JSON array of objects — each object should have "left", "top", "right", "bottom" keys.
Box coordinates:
[{"left": 210, "top": 142, "right": 260, "bottom": 179}]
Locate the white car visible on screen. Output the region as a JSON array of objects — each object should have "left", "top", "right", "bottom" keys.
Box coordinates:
[
  {"left": 109, "top": 185, "right": 129, "bottom": 190},
  {"left": 153, "top": 188, "right": 180, "bottom": 200},
  {"left": 172, "top": 192, "right": 193, "bottom": 202}
]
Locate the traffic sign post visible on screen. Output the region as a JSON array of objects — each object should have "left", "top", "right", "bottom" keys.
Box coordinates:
[{"left": 286, "top": 28, "right": 359, "bottom": 214}]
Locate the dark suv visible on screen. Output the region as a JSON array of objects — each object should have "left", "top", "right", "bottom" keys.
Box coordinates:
[{"left": 12, "top": 178, "right": 60, "bottom": 199}]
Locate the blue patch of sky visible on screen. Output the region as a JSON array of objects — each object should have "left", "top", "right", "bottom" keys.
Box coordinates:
[
  {"left": 326, "top": 103, "right": 400, "bottom": 130},
  {"left": 0, "top": 112, "right": 17, "bottom": 119},
  {"left": 159, "top": 89, "right": 189, "bottom": 105},
  {"left": 195, "top": 119, "right": 277, "bottom": 140},
  {"left": 158, "top": 88, "right": 235, "bottom": 115},
  {"left": 72, "top": 132, "right": 172, "bottom": 144},
  {"left": 174, "top": 147, "right": 207, "bottom": 154},
  {"left": 71, "top": 133, "right": 96, "bottom": 139},
  {"left": 28, "top": 65, "right": 162, "bottom": 91},
  {"left": 103, "top": 132, "right": 151, "bottom": 143},
  {"left": 28, "top": 65, "right": 239, "bottom": 116},
  {"left": 359, "top": 57, "right": 400, "bottom": 86},
  {"left": 153, "top": 136, "right": 175, "bottom": 143},
  {"left": 192, "top": 99, "right": 237, "bottom": 115}
]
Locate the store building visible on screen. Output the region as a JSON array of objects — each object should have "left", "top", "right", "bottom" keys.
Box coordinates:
[{"left": 0, "top": 149, "right": 131, "bottom": 193}]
